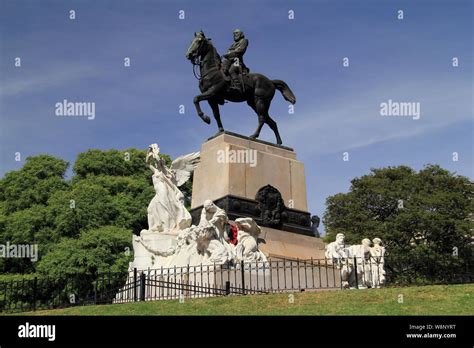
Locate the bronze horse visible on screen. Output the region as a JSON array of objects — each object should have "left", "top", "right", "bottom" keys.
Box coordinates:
[{"left": 186, "top": 31, "right": 296, "bottom": 145}]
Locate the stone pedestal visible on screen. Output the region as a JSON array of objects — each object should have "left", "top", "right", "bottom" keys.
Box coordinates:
[
  {"left": 130, "top": 232, "right": 178, "bottom": 270},
  {"left": 258, "top": 226, "right": 326, "bottom": 260},
  {"left": 191, "top": 131, "right": 308, "bottom": 211},
  {"left": 191, "top": 131, "right": 313, "bottom": 237}
]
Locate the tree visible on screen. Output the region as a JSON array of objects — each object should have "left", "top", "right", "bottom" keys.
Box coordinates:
[
  {"left": 0, "top": 155, "right": 68, "bottom": 273},
  {"left": 323, "top": 165, "right": 473, "bottom": 283},
  {"left": 71, "top": 175, "right": 154, "bottom": 232},
  {"left": 1, "top": 205, "right": 53, "bottom": 273},
  {"left": 47, "top": 181, "right": 117, "bottom": 238},
  {"left": 72, "top": 148, "right": 171, "bottom": 178},
  {"left": 36, "top": 226, "right": 132, "bottom": 278},
  {"left": 0, "top": 155, "right": 69, "bottom": 214},
  {"left": 0, "top": 148, "right": 176, "bottom": 278},
  {"left": 35, "top": 226, "right": 132, "bottom": 302}
]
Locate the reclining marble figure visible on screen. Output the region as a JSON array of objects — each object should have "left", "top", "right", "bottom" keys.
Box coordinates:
[{"left": 234, "top": 218, "right": 267, "bottom": 263}]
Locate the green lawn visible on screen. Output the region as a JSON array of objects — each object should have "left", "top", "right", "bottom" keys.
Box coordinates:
[{"left": 9, "top": 284, "right": 474, "bottom": 316}]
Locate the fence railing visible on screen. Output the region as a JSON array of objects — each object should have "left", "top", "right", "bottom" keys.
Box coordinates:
[
  {"left": 114, "top": 258, "right": 347, "bottom": 303},
  {"left": 0, "top": 272, "right": 129, "bottom": 313},
  {"left": 1, "top": 256, "right": 470, "bottom": 313}
]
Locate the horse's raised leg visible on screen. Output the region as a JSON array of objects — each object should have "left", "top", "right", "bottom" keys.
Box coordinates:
[
  {"left": 193, "top": 82, "right": 227, "bottom": 126},
  {"left": 209, "top": 100, "right": 224, "bottom": 135},
  {"left": 249, "top": 98, "right": 265, "bottom": 139},
  {"left": 193, "top": 93, "right": 211, "bottom": 124}
]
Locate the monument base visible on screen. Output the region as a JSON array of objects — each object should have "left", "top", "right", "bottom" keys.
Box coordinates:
[
  {"left": 191, "top": 131, "right": 309, "bottom": 212},
  {"left": 190, "top": 195, "right": 312, "bottom": 236},
  {"left": 191, "top": 131, "right": 313, "bottom": 235},
  {"left": 258, "top": 226, "right": 326, "bottom": 260}
]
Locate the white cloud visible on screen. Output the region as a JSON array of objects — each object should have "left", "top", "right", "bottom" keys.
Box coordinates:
[
  {"left": 0, "top": 65, "right": 97, "bottom": 98},
  {"left": 281, "top": 77, "right": 472, "bottom": 156}
]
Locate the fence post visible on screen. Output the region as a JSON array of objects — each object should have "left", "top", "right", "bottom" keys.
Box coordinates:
[
  {"left": 297, "top": 258, "right": 300, "bottom": 290},
  {"left": 9, "top": 280, "right": 13, "bottom": 310},
  {"left": 140, "top": 272, "right": 146, "bottom": 301},
  {"left": 240, "top": 260, "right": 245, "bottom": 294},
  {"left": 32, "top": 277, "right": 38, "bottom": 312},
  {"left": 94, "top": 277, "right": 98, "bottom": 305},
  {"left": 3, "top": 281, "right": 8, "bottom": 311},
  {"left": 225, "top": 281, "right": 230, "bottom": 296},
  {"left": 353, "top": 257, "right": 359, "bottom": 289},
  {"left": 133, "top": 268, "right": 138, "bottom": 302}
]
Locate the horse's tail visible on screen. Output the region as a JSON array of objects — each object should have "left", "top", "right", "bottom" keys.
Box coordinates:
[{"left": 272, "top": 79, "right": 296, "bottom": 104}]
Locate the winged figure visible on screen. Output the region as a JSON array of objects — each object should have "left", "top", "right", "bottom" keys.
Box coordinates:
[
  {"left": 145, "top": 143, "right": 200, "bottom": 234},
  {"left": 146, "top": 144, "right": 200, "bottom": 186},
  {"left": 169, "top": 151, "right": 201, "bottom": 187}
]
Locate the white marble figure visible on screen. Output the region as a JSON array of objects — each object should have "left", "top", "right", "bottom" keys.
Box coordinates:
[
  {"left": 196, "top": 200, "right": 234, "bottom": 264},
  {"left": 233, "top": 217, "right": 267, "bottom": 263},
  {"left": 370, "top": 238, "right": 386, "bottom": 288},
  {"left": 173, "top": 204, "right": 267, "bottom": 266},
  {"left": 325, "top": 234, "right": 386, "bottom": 289},
  {"left": 128, "top": 143, "right": 270, "bottom": 272},
  {"left": 347, "top": 238, "right": 372, "bottom": 288},
  {"left": 130, "top": 144, "right": 200, "bottom": 270},
  {"left": 145, "top": 144, "right": 199, "bottom": 235},
  {"left": 360, "top": 238, "right": 373, "bottom": 287},
  {"left": 325, "top": 233, "right": 347, "bottom": 260},
  {"left": 325, "top": 233, "right": 351, "bottom": 288}
]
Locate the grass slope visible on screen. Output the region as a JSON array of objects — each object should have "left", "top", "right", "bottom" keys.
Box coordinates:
[{"left": 10, "top": 284, "right": 474, "bottom": 316}]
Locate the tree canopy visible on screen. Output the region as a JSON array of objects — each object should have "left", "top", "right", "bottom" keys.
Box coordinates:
[
  {"left": 323, "top": 165, "right": 473, "bottom": 283},
  {"left": 0, "top": 149, "right": 160, "bottom": 277}
]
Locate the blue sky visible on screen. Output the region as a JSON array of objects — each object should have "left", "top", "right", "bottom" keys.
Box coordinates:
[{"left": 0, "top": 0, "right": 472, "bottom": 234}]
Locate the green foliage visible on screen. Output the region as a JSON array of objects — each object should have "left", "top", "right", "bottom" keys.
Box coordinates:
[
  {"left": 36, "top": 226, "right": 132, "bottom": 278},
  {"left": 0, "top": 155, "right": 69, "bottom": 214},
  {"left": 323, "top": 165, "right": 473, "bottom": 283},
  {"left": 1, "top": 205, "right": 52, "bottom": 273},
  {"left": 0, "top": 149, "right": 185, "bottom": 310},
  {"left": 72, "top": 175, "right": 154, "bottom": 231},
  {"left": 0, "top": 273, "right": 37, "bottom": 282},
  {"left": 181, "top": 173, "right": 194, "bottom": 210},
  {"left": 0, "top": 158, "right": 61, "bottom": 269},
  {"left": 0, "top": 224, "right": 132, "bottom": 311},
  {"left": 47, "top": 182, "right": 116, "bottom": 238},
  {"left": 0, "top": 148, "right": 173, "bottom": 277},
  {"left": 72, "top": 148, "right": 171, "bottom": 178}
]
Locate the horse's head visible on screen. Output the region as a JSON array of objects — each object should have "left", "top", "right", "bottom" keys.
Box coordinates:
[{"left": 186, "top": 30, "right": 209, "bottom": 63}]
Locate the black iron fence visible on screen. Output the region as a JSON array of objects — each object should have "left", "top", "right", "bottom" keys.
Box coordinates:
[
  {"left": 114, "top": 258, "right": 346, "bottom": 303},
  {"left": 0, "top": 271, "right": 129, "bottom": 313},
  {"left": 1, "top": 256, "right": 471, "bottom": 313}
]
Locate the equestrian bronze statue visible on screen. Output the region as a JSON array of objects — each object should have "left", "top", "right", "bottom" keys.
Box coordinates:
[{"left": 186, "top": 30, "right": 296, "bottom": 145}]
